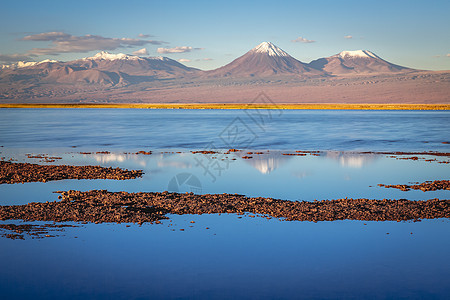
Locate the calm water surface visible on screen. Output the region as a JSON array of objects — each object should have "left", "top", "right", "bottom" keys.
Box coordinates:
[
  {"left": 0, "top": 108, "right": 449, "bottom": 299},
  {"left": 0, "top": 108, "right": 449, "bottom": 151}
]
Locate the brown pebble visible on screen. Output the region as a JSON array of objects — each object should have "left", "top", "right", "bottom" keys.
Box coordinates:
[
  {"left": 0, "top": 190, "right": 449, "bottom": 226},
  {"left": 378, "top": 180, "right": 449, "bottom": 192},
  {"left": 0, "top": 161, "right": 143, "bottom": 184}
]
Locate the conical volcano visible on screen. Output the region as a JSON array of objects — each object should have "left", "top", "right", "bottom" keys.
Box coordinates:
[
  {"left": 308, "top": 50, "right": 413, "bottom": 75},
  {"left": 206, "top": 42, "right": 323, "bottom": 77}
]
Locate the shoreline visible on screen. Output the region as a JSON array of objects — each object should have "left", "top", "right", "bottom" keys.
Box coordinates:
[{"left": 0, "top": 103, "right": 449, "bottom": 110}]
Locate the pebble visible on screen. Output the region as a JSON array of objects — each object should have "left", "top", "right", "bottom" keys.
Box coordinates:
[
  {"left": 0, "top": 161, "right": 143, "bottom": 184},
  {"left": 1, "top": 190, "right": 448, "bottom": 226},
  {"left": 378, "top": 180, "right": 449, "bottom": 192}
]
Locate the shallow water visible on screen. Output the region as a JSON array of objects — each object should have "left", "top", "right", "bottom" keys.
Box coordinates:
[
  {"left": 0, "top": 149, "right": 448, "bottom": 206},
  {"left": 0, "top": 109, "right": 449, "bottom": 299}
]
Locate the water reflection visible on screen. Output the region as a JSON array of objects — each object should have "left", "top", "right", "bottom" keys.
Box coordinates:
[
  {"left": 324, "top": 151, "right": 378, "bottom": 168},
  {"left": 291, "top": 171, "right": 312, "bottom": 179},
  {"left": 92, "top": 153, "right": 128, "bottom": 163},
  {"left": 237, "top": 151, "right": 292, "bottom": 174},
  {"left": 232, "top": 150, "right": 378, "bottom": 175},
  {"left": 91, "top": 153, "right": 148, "bottom": 167},
  {"left": 157, "top": 160, "right": 192, "bottom": 169}
]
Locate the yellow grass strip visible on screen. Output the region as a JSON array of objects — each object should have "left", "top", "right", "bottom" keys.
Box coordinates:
[{"left": 0, "top": 103, "right": 449, "bottom": 110}]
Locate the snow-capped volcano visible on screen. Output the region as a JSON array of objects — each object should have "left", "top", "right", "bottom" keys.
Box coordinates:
[
  {"left": 337, "top": 50, "right": 380, "bottom": 59},
  {"left": 308, "top": 50, "right": 411, "bottom": 75},
  {"left": 206, "top": 41, "right": 323, "bottom": 77},
  {"left": 250, "top": 42, "right": 290, "bottom": 57}
]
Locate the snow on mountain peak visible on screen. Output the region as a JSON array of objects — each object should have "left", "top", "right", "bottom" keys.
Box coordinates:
[
  {"left": 16, "top": 61, "right": 38, "bottom": 68},
  {"left": 87, "top": 51, "right": 140, "bottom": 61},
  {"left": 251, "top": 42, "right": 289, "bottom": 57},
  {"left": 38, "top": 59, "right": 58, "bottom": 64},
  {"left": 1, "top": 59, "right": 58, "bottom": 69},
  {"left": 338, "top": 50, "right": 380, "bottom": 59}
]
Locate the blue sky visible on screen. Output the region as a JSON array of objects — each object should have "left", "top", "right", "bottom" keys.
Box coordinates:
[{"left": 1, "top": 0, "right": 449, "bottom": 70}]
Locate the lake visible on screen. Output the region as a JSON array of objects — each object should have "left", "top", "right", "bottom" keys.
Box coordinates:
[{"left": 0, "top": 108, "right": 449, "bottom": 299}]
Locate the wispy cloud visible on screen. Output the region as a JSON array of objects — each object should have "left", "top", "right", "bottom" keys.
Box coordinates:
[
  {"left": 138, "top": 33, "right": 153, "bottom": 38},
  {"left": 23, "top": 32, "right": 71, "bottom": 41},
  {"left": 292, "top": 36, "right": 316, "bottom": 43},
  {"left": 132, "top": 48, "right": 148, "bottom": 56},
  {"left": 178, "top": 58, "right": 191, "bottom": 62},
  {"left": 344, "top": 35, "right": 353, "bottom": 39},
  {"left": 157, "top": 46, "right": 203, "bottom": 54},
  {"left": 447, "top": 53, "right": 450, "bottom": 57},
  {"left": 21, "top": 32, "right": 166, "bottom": 56},
  {"left": 0, "top": 53, "right": 35, "bottom": 63},
  {"left": 195, "top": 58, "right": 213, "bottom": 61}
]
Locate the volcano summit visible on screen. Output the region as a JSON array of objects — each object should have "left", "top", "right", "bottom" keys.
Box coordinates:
[{"left": 206, "top": 42, "right": 322, "bottom": 77}]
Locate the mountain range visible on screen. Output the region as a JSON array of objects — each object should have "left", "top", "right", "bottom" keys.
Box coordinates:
[{"left": 0, "top": 42, "right": 448, "bottom": 103}]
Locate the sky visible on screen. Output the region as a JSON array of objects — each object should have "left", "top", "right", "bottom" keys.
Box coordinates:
[{"left": 0, "top": 0, "right": 449, "bottom": 71}]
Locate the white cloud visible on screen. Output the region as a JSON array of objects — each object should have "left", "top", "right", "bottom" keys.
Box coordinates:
[
  {"left": 157, "top": 46, "right": 193, "bottom": 54},
  {"left": 138, "top": 33, "right": 152, "bottom": 38},
  {"left": 157, "top": 46, "right": 203, "bottom": 54},
  {"left": 344, "top": 35, "right": 353, "bottom": 39},
  {"left": 132, "top": 48, "right": 148, "bottom": 56},
  {"left": 447, "top": 53, "right": 450, "bottom": 57},
  {"left": 292, "top": 36, "right": 316, "bottom": 43},
  {"left": 21, "top": 32, "right": 165, "bottom": 56},
  {"left": 178, "top": 58, "right": 191, "bottom": 62}
]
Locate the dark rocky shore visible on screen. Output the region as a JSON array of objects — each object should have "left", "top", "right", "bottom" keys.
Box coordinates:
[
  {"left": 378, "top": 180, "right": 450, "bottom": 191},
  {"left": 0, "top": 161, "right": 143, "bottom": 184},
  {"left": 1, "top": 190, "right": 448, "bottom": 225}
]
